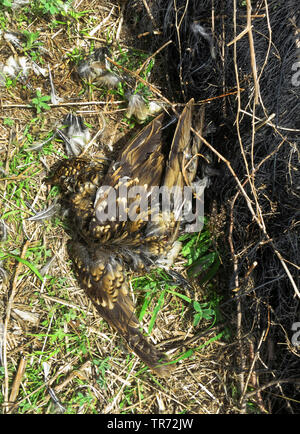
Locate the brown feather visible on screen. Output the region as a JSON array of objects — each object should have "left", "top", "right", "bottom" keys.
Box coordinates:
[{"left": 69, "top": 241, "right": 173, "bottom": 376}]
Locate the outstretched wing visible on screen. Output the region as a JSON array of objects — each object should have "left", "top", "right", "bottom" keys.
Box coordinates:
[
  {"left": 69, "top": 241, "right": 173, "bottom": 377},
  {"left": 144, "top": 98, "right": 195, "bottom": 240},
  {"left": 91, "top": 101, "right": 196, "bottom": 245}
]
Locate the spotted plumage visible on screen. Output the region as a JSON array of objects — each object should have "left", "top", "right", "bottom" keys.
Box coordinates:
[{"left": 48, "top": 99, "right": 201, "bottom": 376}]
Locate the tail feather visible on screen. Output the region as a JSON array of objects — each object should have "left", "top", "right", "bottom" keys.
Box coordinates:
[{"left": 163, "top": 98, "right": 194, "bottom": 190}]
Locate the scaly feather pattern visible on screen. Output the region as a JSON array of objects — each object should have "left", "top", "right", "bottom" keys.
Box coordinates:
[{"left": 48, "top": 99, "right": 200, "bottom": 376}]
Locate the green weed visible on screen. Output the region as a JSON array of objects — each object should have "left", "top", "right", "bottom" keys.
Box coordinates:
[
  {"left": 3, "top": 117, "right": 14, "bottom": 127},
  {"left": 0, "top": 0, "right": 13, "bottom": 7},
  {"left": 30, "top": 89, "right": 51, "bottom": 113},
  {"left": 179, "top": 227, "right": 221, "bottom": 283},
  {"left": 31, "top": 0, "right": 72, "bottom": 16}
]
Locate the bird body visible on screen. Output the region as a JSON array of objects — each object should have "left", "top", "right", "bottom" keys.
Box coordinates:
[{"left": 49, "top": 99, "right": 200, "bottom": 376}]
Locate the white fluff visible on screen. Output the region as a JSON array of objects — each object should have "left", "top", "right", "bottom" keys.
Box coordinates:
[
  {"left": 0, "top": 56, "right": 30, "bottom": 84},
  {"left": 126, "top": 93, "right": 162, "bottom": 122},
  {"left": 59, "top": 114, "right": 91, "bottom": 156},
  {"left": 191, "top": 22, "right": 216, "bottom": 59},
  {"left": 155, "top": 241, "right": 182, "bottom": 268}
]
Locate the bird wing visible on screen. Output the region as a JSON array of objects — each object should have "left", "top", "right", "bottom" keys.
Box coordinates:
[
  {"left": 163, "top": 98, "right": 194, "bottom": 190},
  {"left": 145, "top": 98, "right": 195, "bottom": 240},
  {"left": 69, "top": 240, "right": 173, "bottom": 377},
  {"left": 91, "top": 113, "right": 165, "bottom": 242},
  {"left": 99, "top": 112, "right": 165, "bottom": 193}
]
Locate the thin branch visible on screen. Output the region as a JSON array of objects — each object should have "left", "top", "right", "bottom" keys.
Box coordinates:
[{"left": 3, "top": 241, "right": 30, "bottom": 413}]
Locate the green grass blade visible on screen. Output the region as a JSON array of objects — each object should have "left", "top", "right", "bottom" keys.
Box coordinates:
[
  {"left": 199, "top": 256, "right": 221, "bottom": 285},
  {"left": 171, "top": 331, "right": 225, "bottom": 364},
  {"left": 1, "top": 252, "right": 44, "bottom": 281},
  {"left": 147, "top": 289, "right": 166, "bottom": 334},
  {"left": 138, "top": 290, "right": 153, "bottom": 322},
  {"left": 166, "top": 289, "right": 192, "bottom": 304}
]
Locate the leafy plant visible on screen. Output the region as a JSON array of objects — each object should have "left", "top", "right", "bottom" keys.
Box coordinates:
[
  {"left": 0, "top": 0, "right": 13, "bottom": 7},
  {"left": 3, "top": 75, "right": 18, "bottom": 90},
  {"left": 32, "top": 0, "right": 70, "bottom": 15},
  {"left": 3, "top": 117, "right": 14, "bottom": 127},
  {"left": 29, "top": 0, "right": 89, "bottom": 23},
  {"left": 192, "top": 300, "right": 216, "bottom": 327},
  {"left": 22, "top": 30, "right": 41, "bottom": 51},
  {"left": 93, "top": 357, "right": 110, "bottom": 388},
  {"left": 66, "top": 47, "right": 86, "bottom": 65},
  {"left": 31, "top": 89, "right": 51, "bottom": 113}
]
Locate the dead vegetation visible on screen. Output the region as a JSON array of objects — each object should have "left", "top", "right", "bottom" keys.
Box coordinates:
[{"left": 0, "top": 0, "right": 299, "bottom": 414}]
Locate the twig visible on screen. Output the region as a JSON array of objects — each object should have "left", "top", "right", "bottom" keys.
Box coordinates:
[
  {"left": 173, "top": 0, "right": 190, "bottom": 99},
  {"left": 103, "top": 359, "right": 139, "bottom": 413},
  {"left": 136, "top": 40, "right": 172, "bottom": 76},
  {"left": 2, "top": 241, "right": 30, "bottom": 413},
  {"left": 244, "top": 378, "right": 300, "bottom": 400},
  {"left": 246, "top": 0, "right": 260, "bottom": 105},
  {"left": 8, "top": 356, "right": 27, "bottom": 408},
  {"left": 6, "top": 356, "right": 86, "bottom": 412},
  {"left": 141, "top": 0, "right": 157, "bottom": 30},
  {"left": 239, "top": 331, "right": 266, "bottom": 407},
  {"left": 240, "top": 109, "right": 300, "bottom": 132},
  {"left": 1, "top": 101, "right": 123, "bottom": 109},
  {"left": 227, "top": 26, "right": 253, "bottom": 46}
]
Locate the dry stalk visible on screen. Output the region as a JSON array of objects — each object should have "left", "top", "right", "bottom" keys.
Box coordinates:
[
  {"left": 2, "top": 241, "right": 30, "bottom": 413},
  {"left": 246, "top": 0, "right": 260, "bottom": 105},
  {"left": 1, "top": 101, "right": 122, "bottom": 109},
  {"left": 136, "top": 40, "right": 172, "bottom": 76},
  {"left": 8, "top": 356, "right": 27, "bottom": 406},
  {"left": 239, "top": 331, "right": 266, "bottom": 407},
  {"left": 141, "top": 0, "right": 158, "bottom": 30},
  {"left": 244, "top": 378, "right": 300, "bottom": 400},
  {"left": 173, "top": 0, "right": 189, "bottom": 99}
]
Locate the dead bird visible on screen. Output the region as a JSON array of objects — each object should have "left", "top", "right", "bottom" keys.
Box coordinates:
[
  {"left": 10, "top": 0, "right": 30, "bottom": 8},
  {"left": 77, "top": 47, "right": 121, "bottom": 88},
  {"left": 48, "top": 99, "right": 204, "bottom": 376}
]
